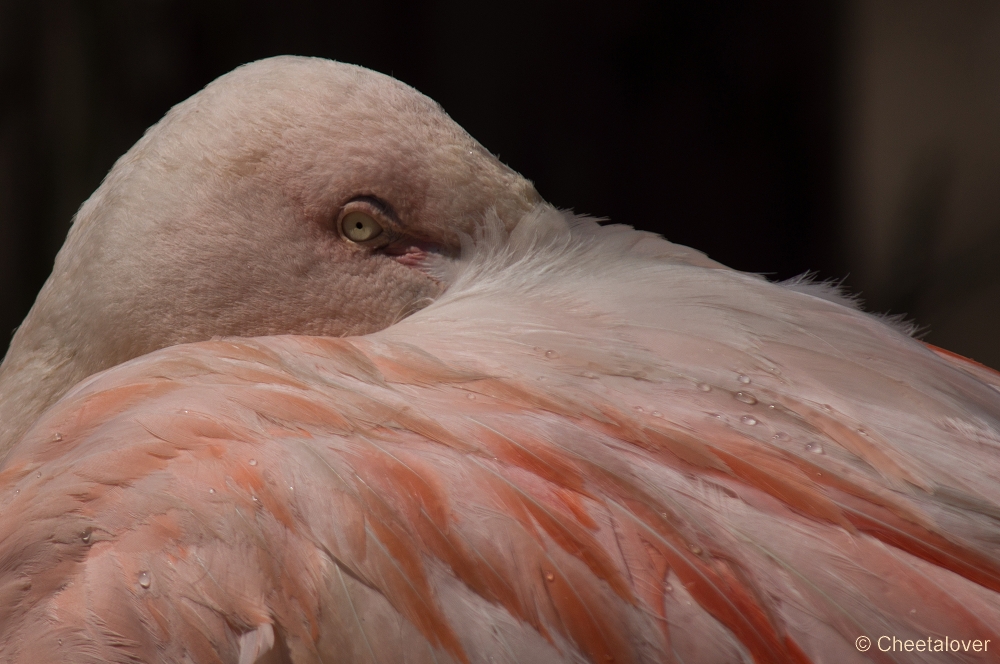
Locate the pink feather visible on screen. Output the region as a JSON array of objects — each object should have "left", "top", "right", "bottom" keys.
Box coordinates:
[{"left": 1, "top": 57, "right": 999, "bottom": 663}]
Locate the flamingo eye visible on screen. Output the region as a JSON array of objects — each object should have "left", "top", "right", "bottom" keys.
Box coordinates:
[{"left": 341, "top": 211, "right": 383, "bottom": 242}]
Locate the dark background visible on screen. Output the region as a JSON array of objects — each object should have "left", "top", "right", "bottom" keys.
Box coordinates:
[{"left": 2, "top": 1, "right": 998, "bottom": 367}]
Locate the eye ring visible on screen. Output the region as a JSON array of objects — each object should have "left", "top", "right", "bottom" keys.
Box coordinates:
[{"left": 341, "top": 210, "right": 383, "bottom": 243}]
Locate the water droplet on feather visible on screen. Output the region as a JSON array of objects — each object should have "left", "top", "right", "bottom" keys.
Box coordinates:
[
  {"left": 545, "top": 350, "right": 558, "bottom": 359},
  {"left": 248, "top": 459, "right": 257, "bottom": 466},
  {"left": 741, "top": 416, "right": 757, "bottom": 426},
  {"left": 138, "top": 571, "right": 151, "bottom": 589},
  {"left": 737, "top": 374, "right": 751, "bottom": 384},
  {"left": 734, "top": 392, "right": 757, "bottom": 405},
  {"left": 805, "top": 442, "right": 824, "bottom": 454},
  {"left": 697, "top": 383, "right": 712, "bottom": 392}
]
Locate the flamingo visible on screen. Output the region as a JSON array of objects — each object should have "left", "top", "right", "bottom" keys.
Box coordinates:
[{"left": 0, "top": 56, "right": 999, "bottom": 663}]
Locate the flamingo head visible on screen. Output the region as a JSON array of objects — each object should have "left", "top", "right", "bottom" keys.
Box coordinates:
[{"left": 0, "top": 56, "right": 541, "bottom": 451}]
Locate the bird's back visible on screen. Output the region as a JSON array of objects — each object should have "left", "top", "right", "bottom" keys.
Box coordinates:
[{"left": 2, "top": 207, "right": 999, "bottom": 663}]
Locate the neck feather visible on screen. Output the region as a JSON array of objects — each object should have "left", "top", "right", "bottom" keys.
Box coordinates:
[{"left": 0, "top": 310, "right": 94, "bottom": 460}]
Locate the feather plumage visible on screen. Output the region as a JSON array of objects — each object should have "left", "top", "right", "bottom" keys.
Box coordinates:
[{"left": 2, "top": 207, "right": 999, "bottom": 662}]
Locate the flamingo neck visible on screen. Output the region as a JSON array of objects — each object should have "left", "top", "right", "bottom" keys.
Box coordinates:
[{"left": 0, "top": 320, "right": 91, "bottom": 461}]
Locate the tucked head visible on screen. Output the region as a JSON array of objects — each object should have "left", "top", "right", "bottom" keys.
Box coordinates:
[{"left": 0, "top": 56, "right": 541, "bottom": 453}]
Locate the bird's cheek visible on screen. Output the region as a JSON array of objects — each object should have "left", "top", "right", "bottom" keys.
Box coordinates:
[
  {"left": 329, "top": 260, "right": 443, "bottom": 334},
  {"left": 379, "top": 239, "right": 453, "bottom": 285}
]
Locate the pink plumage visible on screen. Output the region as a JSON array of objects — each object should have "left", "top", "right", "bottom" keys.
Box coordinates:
[{"left": 1, "top": 56, "right": 999, "bottom": 663}]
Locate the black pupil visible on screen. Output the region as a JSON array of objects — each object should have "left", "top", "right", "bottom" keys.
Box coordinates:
[{"left": 355, "top": 222, "right": 364, "bottom": 230}]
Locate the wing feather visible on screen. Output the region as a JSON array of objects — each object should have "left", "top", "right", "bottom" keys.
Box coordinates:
[{"left": 3, "top": 207, "right": 1000, "bottom": 662}]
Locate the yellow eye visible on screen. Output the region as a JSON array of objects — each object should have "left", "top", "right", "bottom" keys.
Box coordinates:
[{"left": 341, "top": 211, "right": 383, "bottom": 242}]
